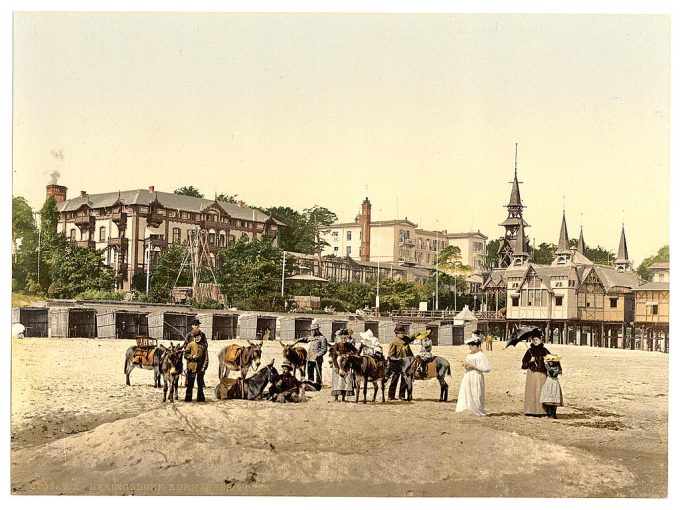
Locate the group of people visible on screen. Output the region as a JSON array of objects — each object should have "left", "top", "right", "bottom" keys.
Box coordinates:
[{"left": 180, "top": 318, "right": 564, "bottom": 416}]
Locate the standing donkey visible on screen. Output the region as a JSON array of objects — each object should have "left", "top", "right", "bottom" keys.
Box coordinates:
[{"left": 160, "top": 343, "right": 185, "bottom": 402}]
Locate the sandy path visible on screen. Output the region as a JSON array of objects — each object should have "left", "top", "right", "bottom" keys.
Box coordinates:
[{"left": 11, "top": 338, "right": 667, "bottom": 497}]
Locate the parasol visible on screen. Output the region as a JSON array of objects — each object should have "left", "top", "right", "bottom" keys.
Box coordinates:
[{"left": 505, "top": 326, "right": 542, "bottom": 349}]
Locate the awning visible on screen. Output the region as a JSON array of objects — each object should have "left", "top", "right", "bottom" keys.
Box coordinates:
[{"left": 285, "top": 274, "right": 328, "bottom": 283}]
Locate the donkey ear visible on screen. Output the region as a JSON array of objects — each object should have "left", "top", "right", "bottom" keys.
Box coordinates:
[{"left": 268, "top": 358, "right": 275, "bottom": 367}]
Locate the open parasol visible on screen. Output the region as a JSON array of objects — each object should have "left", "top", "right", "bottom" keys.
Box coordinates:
[{"left": 505, "top": 326, "right": 542, "bottom": 349}]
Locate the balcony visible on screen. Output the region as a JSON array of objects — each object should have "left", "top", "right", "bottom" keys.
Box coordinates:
[
  {"left": 146, "top": 212, "right": 163, "bottom": 228},
  {"left": 74, "top": 214, "right": 95, "bottom": 228},
  {"left": 399, "top": 238, "right": 415, "bottom": 246},
  {"left": 202, "top": 218, "right": 227, "bottom": 231},
  {"left": 108, "top": 237, "right": 129, "bottom": 250},
  {"left": 111, "top": 211, "right": 127, "bottom": 226},
  {"left": 76, "top": 240, "right": 96, "bottom": 250},
  {"left": 147, "top": 235, "right": 166, "bottom": 250}
]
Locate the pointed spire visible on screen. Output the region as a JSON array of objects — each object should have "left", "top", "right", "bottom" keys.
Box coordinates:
[
  {"left": 513, "top": 219, "right": 529, "bottom": 256},
  {"left": 507, "top": 144, "right": 522, "bottom": 207},
  {"left": 615, "top": 224, "right": 630, "bottom": 266},
  {"left": 555, "top": 210, "right": 570, "bottom": 255},
  {"left": 577, "top": 226, "right": 585, "bottom": 253}
]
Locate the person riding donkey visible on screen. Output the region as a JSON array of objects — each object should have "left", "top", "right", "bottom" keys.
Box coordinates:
[
  {"left": 414, "top": 329, "right": 434, "bottom": 378},
  {"left": 182, "top": 319, "right": 209, "bottom": 402},
  {"left": 358, "top": 329, "right": 383, "bottom": 359}
]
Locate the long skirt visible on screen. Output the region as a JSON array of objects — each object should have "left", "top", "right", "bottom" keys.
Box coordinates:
[
  {"left": 455, "top": 370, "right": 486, "bottom": 416},
  {"left": 331, "top": 367, "right": 354, "bottom": 396},
  {"left": 524, "top": 370, "right": 548, "bottom": 415},
  {"left": 540, "top": 377, "right": 563, "bottom": 406}
]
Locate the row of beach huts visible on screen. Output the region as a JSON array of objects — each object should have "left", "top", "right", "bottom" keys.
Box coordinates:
[{"left": 11, "top": 304, "right": 478, "bottom": 345}]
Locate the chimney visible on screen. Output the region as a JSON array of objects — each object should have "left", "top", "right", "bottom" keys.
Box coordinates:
[
  {"left": 149, "top": 185, "right": 155, "bottom": 193},
  {"left": 46, "top": 184, "right": 67, "bottom": 203},
  {"left": 237, "top": 200, "right": 245, "bottom": 208},
  {"left": 80, "top": 190, "right": 87, "bottom": 199},
  {"left": 360, "top": 197, "right": 371, "bottom": 262}
]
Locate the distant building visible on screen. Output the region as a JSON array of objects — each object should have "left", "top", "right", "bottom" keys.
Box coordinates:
[
  {"left": 320, "top": 197, "right": 487, "bottom": 289},
  {"left": 49, "top": 185, "right": 282, "bottom": 291},
  {"left": 648, "top": 262, "right": 669, "bottom": 283}
]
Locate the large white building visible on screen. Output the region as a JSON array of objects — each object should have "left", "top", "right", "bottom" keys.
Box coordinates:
[{"left": 321, "top": 197, "right": 487, "bottom": 276}]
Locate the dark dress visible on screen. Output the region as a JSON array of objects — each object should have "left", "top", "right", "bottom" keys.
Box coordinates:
[{"left": 521, "top": 344, "right": 550, "bottom": 415}]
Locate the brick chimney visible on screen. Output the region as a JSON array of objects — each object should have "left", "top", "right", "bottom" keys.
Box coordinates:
[
  {"left": 80, "top": 190, "right": 87, "bottom": 199},
  {"left": 360, "top": 197, "right": 371, "bottom": 261},
  {"left": 46, "top": 184, "right": 67, "bottom": 203},
  {"left": 149, "top": 185, "right": 155, "bottom": 193}
]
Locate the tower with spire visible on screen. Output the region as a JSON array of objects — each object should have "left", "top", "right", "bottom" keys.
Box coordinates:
[
  {"left": 576, "top": 225, "right": 586, "bottom": 254},
  {"left": 497, "top": 143, "right": 530, "bottom": 267},
  {"left": 511, "top": 216, "right": 530, "bottom": 266},
  {"left": 553, "top": 210, "right": 573, "bottom": 265},
  {"left": 615, "top": 224, "right": 632, "bottom": 272}
]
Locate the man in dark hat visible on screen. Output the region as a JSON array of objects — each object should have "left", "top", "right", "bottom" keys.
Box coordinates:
[
  {"left": 269, "top": 361, "right": 303, "bottom": 402},
  {"left": 183, "top": 319, "right": 209, "bottom": 402},
  {"left": 385, "top": 325, "right": 414, "bottom": 400},
  {"left": 298, "top": 319, "right": 327, "bottom": 386}
]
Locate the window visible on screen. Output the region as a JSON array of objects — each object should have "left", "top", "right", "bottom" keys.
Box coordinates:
[
  {"left": 346, "top": 246, "right": 352, "bottom": 256},
  {"left": 609, "top": 298, "right": 618, "bottom": 308},
  {"left": 332, "top": 231, "right": 339, "bottom": 241},
  {"left": 209, "top": 233, "right": 216, "bottom": 245},
  {"left": 334, "top": 246, "right": 339, "bottom": 254},
  {"left": 555, "top": 296, "right": 563, "bottom": 306},
  {"left": 347, "top": 231, "right": 352, "bottom": 241},
  {"left": 70, "top": 229, "right": 76, "bottom": 240},
  {"left": 169, "top": 211, "right": 177, "bottom": 218},
  {"left": 647, "top": 304, "right": 659, "bottom": 315},
  {"left": 173, "top": 228, "right": 181, "bottom": 243},
  {"left": 219, "top": 234, "right": 225, "bottom": 247},
  {"left": 99, "top": 226, "right": 106, "bottom": 242},
  {"left": 511, "top": 296, "right": 519, "bottom": 307}
]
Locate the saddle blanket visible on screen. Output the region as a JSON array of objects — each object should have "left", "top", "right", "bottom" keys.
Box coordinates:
[
  {"left": 415, "top": 360, "right": 437, "bottom": 379},
  {"left": 215, "top": 376, "right": 242, "bottom": 400},
  {"left": 224, "top": 344, "right": 242, "bottom": 364},
  {"left": 133, "top": 347, "right": 156, "bottom": 367}
]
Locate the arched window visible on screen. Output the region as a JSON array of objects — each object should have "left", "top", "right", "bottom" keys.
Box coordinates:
[
  {"left": 173, "top": 228, "right": 181, "bottom": 243},
  {"left": 99, "top": 226, "right": 106, "bottom": 242}
]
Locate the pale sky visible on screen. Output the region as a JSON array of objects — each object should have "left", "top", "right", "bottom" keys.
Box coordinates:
[{"left": 12, "top": 12, "right": 670, "bottom": 265}]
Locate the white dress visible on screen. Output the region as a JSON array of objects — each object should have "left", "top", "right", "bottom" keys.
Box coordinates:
[{"left": 455, "top": 351, "right": 491, "bottom": 416}]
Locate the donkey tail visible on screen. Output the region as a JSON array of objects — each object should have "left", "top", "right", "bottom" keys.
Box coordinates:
[{"left": 446, "top": 363, "right": 451, "bottom": 376}]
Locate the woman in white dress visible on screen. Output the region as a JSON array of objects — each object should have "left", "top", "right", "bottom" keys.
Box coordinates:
[{"left": 455, "top": 335, "right": 492, "bottom": 416}]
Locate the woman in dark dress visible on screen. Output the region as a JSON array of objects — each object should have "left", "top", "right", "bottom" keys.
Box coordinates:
[{"left": 521, "top": 332, "right": 551, "bottom": 416}]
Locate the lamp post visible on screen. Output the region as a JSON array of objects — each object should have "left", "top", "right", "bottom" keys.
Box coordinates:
[
  {"left": 473, "top": 294, "right": 478, "bottom": 312},
  {"left": 145, "top": 242, "right": 151, "bottom": 294},
  {"left": 281, "top": 250, "right": 286, "bottom": 297}
]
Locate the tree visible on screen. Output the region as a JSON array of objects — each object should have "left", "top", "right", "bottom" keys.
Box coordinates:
[
  {"left": 636, "top": 245, "right": 669, "bottom": 281},
  {"left": 531, "top": 242, "right": 556, "bottom": 265},
  {"left": 215, "top": 193, "right": 238, "bottom": 204},
  {"left": 303, "top": 205, "right": 337, "bottom": 277},
  {"left": 583, "top": 245, "right": 616, "bottom": 265},
  {"left": 174, "top": 186, "right": 204, "bottom": 198},
  {"left": 267, "top": 206, "right": 315, "bottom": 253},
  {"left": 485, "top": 237, "right": 503, "bottom": 268},
  {"left": 12, "top": 196, "right": 36, "bottom": 260},
  {"left": 215, "top": 236, "right": 289, "bottom": 311},
  {"left": 44, "top": 234, "right": 115, "bottom": 298}
]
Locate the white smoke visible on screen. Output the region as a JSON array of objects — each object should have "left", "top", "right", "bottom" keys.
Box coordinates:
[{"left": 49, "top": 171, "right": 60, "bottom": 185}]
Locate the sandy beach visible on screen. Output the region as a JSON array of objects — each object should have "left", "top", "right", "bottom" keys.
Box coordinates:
[{"left": 11, "top": 337, "right": 668, "bottom": 497}]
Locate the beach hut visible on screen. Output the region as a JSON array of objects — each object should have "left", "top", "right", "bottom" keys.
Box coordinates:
[
  {"left": 147, "top": 311, "right": 196, "bottom": 341},
  {"left": 319, "top": 318, "right": 348, "bottom": 343},
  {"left": 238, "top": 314, "right": 278, "bottom": 341},
  {"left": 279, "top": 316, "right": 314, "bottom": 341},
  {"left": 96, "top": 310, "right": 148, "bottom": 338},
  {"left": 48, "top": 307, "right": 97, "bottom": 338},
  {"left": 12, "top": 307, "right": 48, "bottom": 338},
  {"left": 379, "top": 321, "right": 411, "bottom": 341},
  {"left": 196, "top": 312, "right": 239, "bottom": 340}
]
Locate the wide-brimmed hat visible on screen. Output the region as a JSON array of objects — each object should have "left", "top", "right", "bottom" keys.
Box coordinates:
[
  {"left": 281, "top": 361, "right": 293, "bottom": 370},
  {"left": 191, "top": 319, "right": 201, "bottom": 326},
  {"left": 360, "top": 330, "right": 375, "bottom": 341},
  {"left": 336, "top": 328, "right": 351, "bottom": 337},
  {"left": 310, "top": 319, "right": 320, "bottom": 330},
  {"left": 464, "top": 335, "right": 482, "bottom": 345},
  {"left": 544, "top": 354, "right": 562, "bottom": 362}
]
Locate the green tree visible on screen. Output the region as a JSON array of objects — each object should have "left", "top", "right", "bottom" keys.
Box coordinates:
[
  {"left": 584, "top": 245, "right": 616, "bottom": 265},
  {"left": 304, "top": 205, "right": 337, "bottom": 277},
  {"left": 267, "top": 206, "right": 315, "bottom": 253},
  {"left": 215, "top": 236, "right": 289, "bottom": 311},
  {"left": 485, "top": 236, "right": 503, "bottom": 268},
  {"left": 531, "top": 242, "right": 556, "bottom": 264},
  {"left": 45, "top": 234, "right": 115, "bottom": 298},
  {"left": 174, "top": 186, "right": 204, "bottom": 198},
  {"left": 216, "top": 193, "right": 238, "bottom": 204},
  {"left": 12, "top": 196, "right": 36, "bottom": 259},
  {"left": 636, "top": 245, "right": 669, "bottom": 281}
]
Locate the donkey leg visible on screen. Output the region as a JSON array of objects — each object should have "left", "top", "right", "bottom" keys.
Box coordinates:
[
  {"left": 372, "top": 381, "right": 378, "bottom": 402},
  {"left": 363, "top": 378, "right": 369, "bottom": 404},
  {"left": 125, "top": 364, "right": 134, "bottom": 386},
  {"left": 162, "top": 380, "right": 168, "bottom": 402}
]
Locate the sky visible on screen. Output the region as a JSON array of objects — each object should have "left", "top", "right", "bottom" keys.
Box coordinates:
[{"left": 11, "top": 11, "right": 670, "bottom": 266}]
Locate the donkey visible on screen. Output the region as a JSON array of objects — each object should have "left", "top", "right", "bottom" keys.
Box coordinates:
[
  {"left": 160, "top": 343, "right": 185, "bottom": 402},
  {"left": 214, "top": 360, "right": 281, "bottom": 400},
  {"left": 279, "top": 340, "right": 307, "bottom": 379},
  {"left": 404, "top": 355, "right": 451, "bottom": 402},
  {"left": 338, "top": 353, "right": 387, "bottom": 404},
  {"left": 217, "top": 340, "right": 263, "bottom": 379},
  {"left": 124, "top": 344, "right": 166, "bottom": 387}
]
